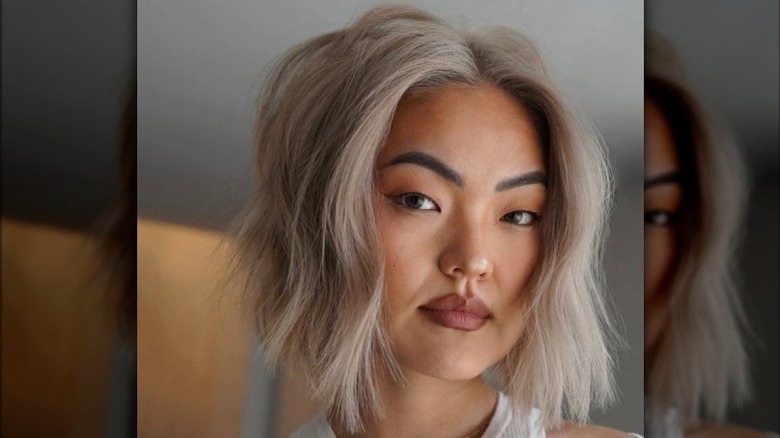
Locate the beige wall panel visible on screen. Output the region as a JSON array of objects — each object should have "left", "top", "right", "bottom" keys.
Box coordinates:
[
  {"left": 137, "top": 218, "right": 249, "bottom": 438},
  {"left": 1, "top": 218, "right": 114, "bottom": 437}
]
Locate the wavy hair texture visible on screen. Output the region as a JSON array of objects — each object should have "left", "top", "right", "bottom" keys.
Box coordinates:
[
  {"left": 230, "top": 5, "right": 616, "bottom": 433},
  {"left": 645, "top": 33, "right": 750, "bottom": 433}
]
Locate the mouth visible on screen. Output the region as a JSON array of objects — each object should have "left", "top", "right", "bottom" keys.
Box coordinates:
[{"left": 419, "top": 293, "right": 490, "bottom": 331}]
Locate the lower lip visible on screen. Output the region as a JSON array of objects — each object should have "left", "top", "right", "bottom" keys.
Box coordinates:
[{"left": 419, "top": 308, "right": 488, "bottom": 331}]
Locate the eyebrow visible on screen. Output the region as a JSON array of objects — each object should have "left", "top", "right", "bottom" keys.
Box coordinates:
[
  {"left": 382, "top": 151, "right": 464, "bottom": 187},
  {"left": 381, "top": 151, "right": 547, "bottom": 191},
  {"left": 644, "top": 171, "right": 681, "bottom": 189},
  {"left": 495, "top": 171, "right": 547, "bottom": 191}
]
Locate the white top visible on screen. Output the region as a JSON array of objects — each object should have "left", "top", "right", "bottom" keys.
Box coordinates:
[
  {"left": 291, "top": 392, "right": 542, "bottom": 438},
  {"left": 291, "top": 391, "right": 645, "bottom": 437}
]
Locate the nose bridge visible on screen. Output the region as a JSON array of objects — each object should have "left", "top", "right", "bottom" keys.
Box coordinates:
[{"left": 438, "top": 210, "right": 494, "bottom": 280}]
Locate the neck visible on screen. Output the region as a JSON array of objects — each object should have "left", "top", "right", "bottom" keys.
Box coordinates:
[{"left": 331, "top": 369, "right": 498, "bottom": 438}]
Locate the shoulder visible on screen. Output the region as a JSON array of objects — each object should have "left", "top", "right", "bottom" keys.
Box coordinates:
[
  {"left": 547, "top": 421, "right": 641, "bottom": 438},
  {"left": 685, "top": 422, "right": 776, "bottom": 438}
]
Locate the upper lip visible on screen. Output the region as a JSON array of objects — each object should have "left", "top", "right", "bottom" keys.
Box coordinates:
[{"left": 419, "top": 293, "right": 491, "bottom": 318}]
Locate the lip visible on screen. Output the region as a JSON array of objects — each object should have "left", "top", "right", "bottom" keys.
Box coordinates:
[{"left": 419, "top": 293, "right": 491, "bottom": 331}]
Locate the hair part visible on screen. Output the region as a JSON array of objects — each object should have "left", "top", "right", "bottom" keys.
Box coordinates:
[{"left": 230, "top": 5, "right": 616, "bottom": 433}]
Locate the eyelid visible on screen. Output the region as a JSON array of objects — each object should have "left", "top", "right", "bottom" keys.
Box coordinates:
[
  {"left": 501, "top": 210, "right": 542, "bottom": 226},
  {"left": 388, "top": 193, "right": 542, "bottom": 225},
  {"left": 390, "top": 192, "right": 440, "bottom": 212},
  {"left": 644, "top": 209, "right": 678, "bottom": 227}
]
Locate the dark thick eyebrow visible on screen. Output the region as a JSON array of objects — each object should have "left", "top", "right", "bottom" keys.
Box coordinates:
[
  {"left": 381, "top": 150, "right": 546, "bottom": 191},
  {"left": 645, "top": 171, "right": 681, "bottom": 189},
  {"left": 495, "top": 171, "right": 547, "bottom": 191},
  {"left": 381, "top": 151, "right": 464, "bottom": 187}
]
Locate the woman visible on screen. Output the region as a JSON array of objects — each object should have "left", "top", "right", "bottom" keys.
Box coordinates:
[
  {"left": 232, "top": 6, "right": 636, "bottom": 437},
  {"left": 645, "top": 34, "right": 775, "bottom": 437}
]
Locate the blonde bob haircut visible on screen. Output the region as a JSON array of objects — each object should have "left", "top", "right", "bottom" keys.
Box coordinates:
[
  {"left": 645, "top": 34, "right": 750, "bottom": 432},
  {"left": 231, "top": 5, "right": 615, "bottom": 433}
]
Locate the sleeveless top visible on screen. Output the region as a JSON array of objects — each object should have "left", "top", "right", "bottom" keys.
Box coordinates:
[
  {"left": 291, "top": 391, "right": 648, "bottom": 437},
  {"left": 291, "top": 391, "right": 544, "bottom": 437}
]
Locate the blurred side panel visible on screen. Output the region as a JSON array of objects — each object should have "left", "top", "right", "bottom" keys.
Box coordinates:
[
  {"left": 646, "top": 0, "right": 778, "bottom": 434},
  {"left": 0, "top": 0, "right": 132, "bottom": 229},
  {"left": 1, "top": 219, "right": 115, "bottom": 436}
]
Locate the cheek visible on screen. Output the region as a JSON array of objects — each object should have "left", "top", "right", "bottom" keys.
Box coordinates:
[
  {"left": 376, "top": 205, "right": 423, "bottom": 270},
  {"left": 645, "top": 229, "right": 677, "bottom": 349},
  {"left": 644, "top": 229, "right": 676, "bottom": 300},
  {"left": 487, "top": 234, "right": 539, "bottom": 358},
  {"left": 374, "top": 201, "right": 435, "bottom": 309},
  {"left": 495, "top": 235, "right": 540, "bottom": 305}
]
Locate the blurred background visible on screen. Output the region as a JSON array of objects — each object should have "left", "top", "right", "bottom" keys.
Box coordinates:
[
  {"left": 5, "top": 0, "right": 644, "bottom": 437},
  {"left": 2, "top": 0, "right": 135, "bottom": 436},
  {"left": 646, "top": 0, "right": 778, "bottom": 432}
]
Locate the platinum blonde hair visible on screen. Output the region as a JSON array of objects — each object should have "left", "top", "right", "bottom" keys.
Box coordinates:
[
  {"left": 645, "top": 33, "right": 750, "bottom": 432},
  {"left": 231, "top": 5, "right": 615, "bottom": 433}
]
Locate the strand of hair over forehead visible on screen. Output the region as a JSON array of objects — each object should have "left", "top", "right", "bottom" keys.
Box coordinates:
[{"left": 231, "top": 4, "right": 617, "bottom": 434}]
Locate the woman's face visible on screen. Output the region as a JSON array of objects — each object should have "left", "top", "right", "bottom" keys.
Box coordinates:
[
  {"left": 374, "top": 84, "right": 546, "bottom": 381},
  {"left": 644, "top": 97, "right": 682, "bottom": 353}
]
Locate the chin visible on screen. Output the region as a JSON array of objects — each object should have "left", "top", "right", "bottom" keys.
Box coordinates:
[
  {"left": 408, "top": 358, "right": 488, "bottom": 382},
  {"left": 390, "top": 322, "right": 521, "bottom": 383},
  {"left": 395, "top": 341, "right": 497, "bottom": 382}
]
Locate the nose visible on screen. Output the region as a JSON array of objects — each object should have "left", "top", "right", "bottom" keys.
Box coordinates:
[{"left": 437, "top": 223, "right": 494, "bottom": 281}]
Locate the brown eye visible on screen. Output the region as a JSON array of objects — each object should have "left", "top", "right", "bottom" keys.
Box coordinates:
[
  {"left": 644, "top": 210, "right": 677, "bottom": 227},
  {"left": 393, "top": 193, "right": 439, "bottom": 211},
  {"left": 501, "top": 210, "right": 540, "bottom": 226}
]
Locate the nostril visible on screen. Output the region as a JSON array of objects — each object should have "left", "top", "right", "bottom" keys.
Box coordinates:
[
  {"left": 469, "top": 258, "right": 492, "bottom": 278},
  {"left": 438, "top": 250, "right": 493, "bottom": 280}
]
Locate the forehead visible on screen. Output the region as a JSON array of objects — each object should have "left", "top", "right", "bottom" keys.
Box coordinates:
[
  {"left": 645, "top": 97, "right": 680, "bottom": 177},
  {"left": 379, "top": 84, "right": 545, "bottom": 176}
]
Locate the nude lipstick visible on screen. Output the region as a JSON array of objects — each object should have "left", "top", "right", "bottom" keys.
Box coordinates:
[{"left": 419, "top": 293, "right": 490, "bottom": 331}]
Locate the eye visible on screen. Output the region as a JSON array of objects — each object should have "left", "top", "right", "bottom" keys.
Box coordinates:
[
  {"left": 501, "top": 210, "right": 541, "bottom": 226},
  {"left": 392, "top": 192, "right": 440, "bottom": 211},
  {"left": 645, "top": 210, "right": 677, "bottom": 227}
]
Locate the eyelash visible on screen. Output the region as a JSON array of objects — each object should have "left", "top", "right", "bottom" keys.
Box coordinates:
[
  {"left": 501, "top": 210, "right": 542, "bottom": 226},
  {"left": 645, "top": 210, "right": 678, "bottom": 227},
  {"left": 392, "top": 192, "right": 439, "bottom": 211},
  {"left": 391, "top": 192, "right": 542, "bottom": 226}
]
